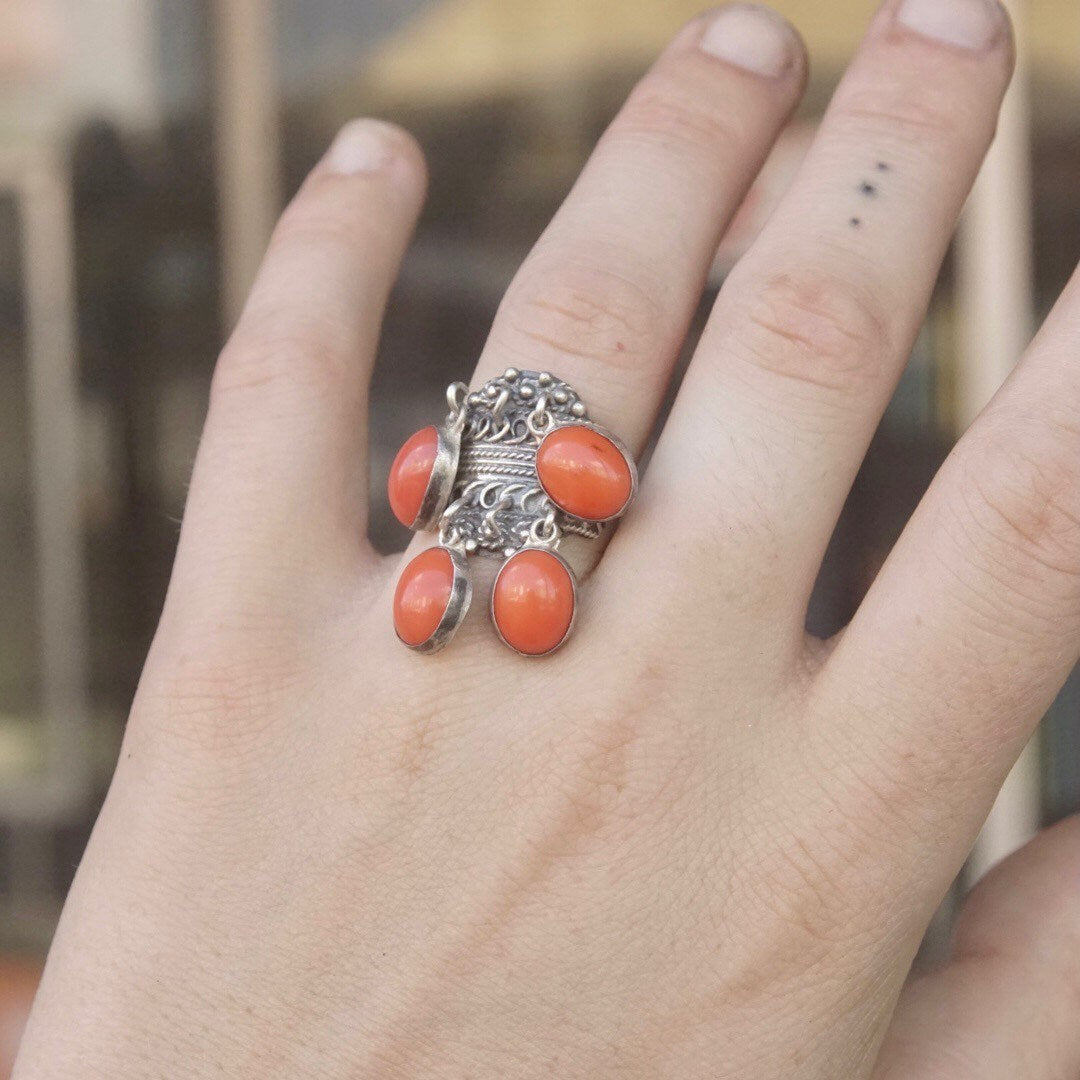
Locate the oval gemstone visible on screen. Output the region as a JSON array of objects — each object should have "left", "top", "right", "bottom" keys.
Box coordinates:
[
  {"left": 492, "top": 549, "right": 575, "bottom": 656},
  {"left": 388, "top": 426, "right": 439, "bottom": 527},
  {"left": 394, "top": 547, "right": 455, "bottom": 647},
  {"left": 536, "top": 425, "right": 633, "bottom": 522}
]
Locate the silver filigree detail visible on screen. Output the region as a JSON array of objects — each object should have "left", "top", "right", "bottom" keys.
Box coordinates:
[{"left": 439, "top": 370, "right": 601, "bottom": 555}]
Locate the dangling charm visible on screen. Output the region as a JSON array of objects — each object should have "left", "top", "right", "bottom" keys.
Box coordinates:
[
  {"left": 387, "top": 385, "right": 467, "bottom": 530},
  {"left": 393, "top": 544, "right": 472, "bottom": 654},
  {"left": 492, "top": 543, "right": 577, "bottom": 657},
  {"left": 388, "top": 369, "right": 636, "bottom": 657}
]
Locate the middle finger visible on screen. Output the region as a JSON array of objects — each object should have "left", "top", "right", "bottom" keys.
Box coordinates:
[{"left": 468, "top": 3, "right": 807, "bottom": 452}]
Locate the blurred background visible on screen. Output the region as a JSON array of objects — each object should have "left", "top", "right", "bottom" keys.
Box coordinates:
[{"left": 0, "top": 0, "right": 1078, "bottom": 1070}]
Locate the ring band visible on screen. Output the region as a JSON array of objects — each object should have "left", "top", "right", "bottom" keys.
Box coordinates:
[{"left": 389, "top": 369, "right": 638, "bottom": 656}]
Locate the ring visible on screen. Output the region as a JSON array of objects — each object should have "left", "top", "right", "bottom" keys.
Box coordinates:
[{"left": 388, "top": 369, "right": 638, "bottom": 657}]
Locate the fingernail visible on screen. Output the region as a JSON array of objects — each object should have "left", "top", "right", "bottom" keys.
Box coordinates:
[
  {"left": 325, "top": 119, "right": 393, "bottom": 175},
  {"left": 698, "top": 4, "right": 801, "bottom": 78},
  {"left": 896, "top": 0, "right": 1006, "bottom": 51}
]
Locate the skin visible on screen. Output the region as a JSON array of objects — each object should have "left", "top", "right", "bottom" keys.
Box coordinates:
[{"left": 14, "top": 2, "right": 1080, "bottom": 1077}]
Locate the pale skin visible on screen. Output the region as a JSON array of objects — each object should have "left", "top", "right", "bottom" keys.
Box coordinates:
[{"left": 14, "top": 1, "right": 1080, "bottom": 1076}]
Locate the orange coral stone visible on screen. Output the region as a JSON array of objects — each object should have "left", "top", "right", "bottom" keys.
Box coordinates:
[
  {"left": 536, "top": 425, "right": 633, "bottom": 522},
  {"left": 388, "top": 426, "right": 439, "bottom": 527},
  {"left": 492, "top": 549, "right": 575, "bottom": 656},
  {"left": 394, "top": 547, "right": 454, "bottom": 647}
]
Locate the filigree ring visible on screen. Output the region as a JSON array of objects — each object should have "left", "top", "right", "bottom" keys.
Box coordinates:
[{"left": 388, "top": 369, "right": 637, "bottom": 656}]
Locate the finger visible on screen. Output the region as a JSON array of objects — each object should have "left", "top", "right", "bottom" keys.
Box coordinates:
[
  {"left": 814, "top": 261, "right": 1080, "bottom": 877},
  {"left": 874, "top": 817, "right": 1080, "bottom": 1080},
  {"left": 627, "top": 0, "right": 1014, "bottom": 641},
  {"left": 177, "top": 119, "right": 426, "bottom": 599},
  {"left": 469, "top": 3, "right": 806, "bottom": 452}
]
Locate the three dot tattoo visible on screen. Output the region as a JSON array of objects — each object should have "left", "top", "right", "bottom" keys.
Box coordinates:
[{"left": 850, "top": 161, "right": 890, "bottom": 229}]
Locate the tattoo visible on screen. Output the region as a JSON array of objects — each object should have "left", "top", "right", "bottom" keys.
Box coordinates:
[{"left": 849, "top": 163, "right": 889, "bottom": 227}]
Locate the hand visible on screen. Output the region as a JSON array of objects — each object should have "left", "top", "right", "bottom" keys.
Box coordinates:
[{"left": 16, "top": 2, "right": 1080, "bottom": 1077}]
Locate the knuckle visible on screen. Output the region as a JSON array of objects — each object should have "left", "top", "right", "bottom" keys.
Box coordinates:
[
  {"left": 616, "top": 82, "right": 744, "bottom": 156},
  {"left": 374, "top": 679, "right": 472, "bottom": 791},
  {"left": 211, "top": 327, "right": 352, "bottom": 406},
  {"left": 136, "top": 637, "right": 303, "bottom": 761},
  {"left": 269, "top": 207, "right": 357, "bottom": 262},
  {"left": 728, "top": 810, "right": 877, "bottom": 985},
  {"left": 834, "top": 88, "right": 966, "bottom": 149},
  {"left": 729, "top": 268, "right": 891, "bottom": 395},
  {"left": 515, "top": 663, "right": 701, "bottom": 845},
  {"left": 954, "top": 418, "right": 1080, "bottom": 596},
  {"left": 272, "top": 182, "right": 402, "bottom": 262},
  {"left": 500, "top": 258, "right": 667, "bottom": 374},
  {"left": 728, "top": 727, "right": 926, "bottom": 967}
]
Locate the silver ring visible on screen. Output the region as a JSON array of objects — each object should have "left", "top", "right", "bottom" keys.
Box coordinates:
[{"left": 389, "top": 369, "right": 637, "bottom": 657}]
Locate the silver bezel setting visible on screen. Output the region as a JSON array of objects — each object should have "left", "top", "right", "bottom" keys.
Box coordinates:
[
  {"left": 398, "top": 546, "right": 473, "bottom": 655},
  {"left": 410, "top": 425, "right": 461, "bottom": 532},
  {"left": 490, "top": 546, "right": 578, "bottom": 658},
  {"left": 535, "top": 419, "right": 639, "bottom": 525}
]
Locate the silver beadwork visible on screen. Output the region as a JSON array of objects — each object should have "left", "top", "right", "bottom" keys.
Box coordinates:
[{"left": 436, "top": 369, "right": 604, "bottom": 557}]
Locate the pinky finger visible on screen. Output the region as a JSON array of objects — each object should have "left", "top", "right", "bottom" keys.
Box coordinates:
[{"left": 874, "top": 816, "right": 1080, "bottom": 1080}]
